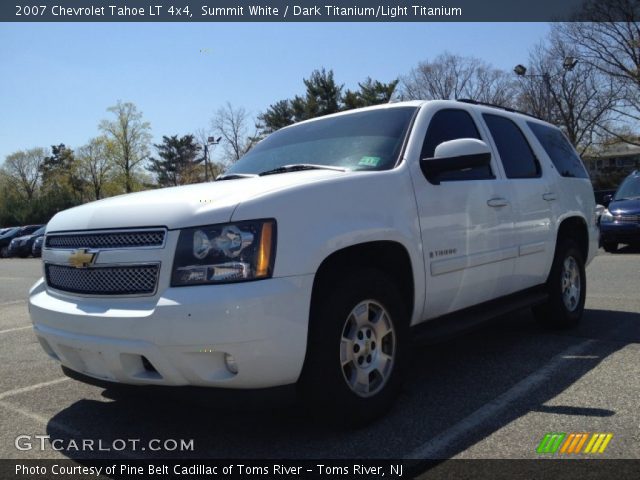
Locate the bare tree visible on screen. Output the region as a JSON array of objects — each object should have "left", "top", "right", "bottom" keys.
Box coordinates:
[
  {"left": 77, "top": 137, "right": 113, "bottom": 200},
  {"left": 211, "top": 103, "right": 258, "bottom": 164},
  {"left": 1, "top": 147, "right": 46, "bottom": 200},
  {"left": 399, "top": 52, "right": 517, "bottom": 106},
  {"left": 559, "top": 0, "right": 640, "bottom": 144},
  {"left": 99, "top": 101, "right": 152, "bottom": 192},
  {"left": 516, "top": 33, "right": 621, "bottom": 154}
]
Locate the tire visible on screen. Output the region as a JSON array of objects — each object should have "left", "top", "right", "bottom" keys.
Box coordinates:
[
  {"left": 299, "top": 268, "right": 409, "bottom": 426},
  {"left": 0, "top": 246, "right": 8, "bottom": 258},
  {"left": 533, "top": 239, "right": 586, "bottom": 329},
  {"left": 602, "top": 241, "right": 618, "bottom": 253}
]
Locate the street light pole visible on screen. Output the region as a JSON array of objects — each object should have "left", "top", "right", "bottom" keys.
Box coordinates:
[
  {"left": 513, "top": 57, "right": 579, "bottom": 121},
  {"left": 203, "top": 136, "right": 221, "bottom": 182}
]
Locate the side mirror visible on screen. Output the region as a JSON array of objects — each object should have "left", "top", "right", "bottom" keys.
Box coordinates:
[
  {"left": 420, "top": 138, "right": 492, "bottom": 185},
  {"left": 602, "top": 194, "right": 613, "bottom": 207}
]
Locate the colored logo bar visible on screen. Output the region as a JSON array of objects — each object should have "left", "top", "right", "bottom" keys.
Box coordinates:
[{"left": 536, "top": 433, "right": 613, "bottom": 454}]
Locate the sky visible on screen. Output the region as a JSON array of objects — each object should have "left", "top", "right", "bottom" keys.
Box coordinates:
[{"left": 0, "top": 22, "right": 550, "bottom": 163}]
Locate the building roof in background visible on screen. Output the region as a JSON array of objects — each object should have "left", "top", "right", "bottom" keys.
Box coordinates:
[{"left": 586, "top": 143, "right": 640, "bottom": 159}]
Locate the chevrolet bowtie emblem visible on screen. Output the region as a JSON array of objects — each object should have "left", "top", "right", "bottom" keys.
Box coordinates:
[{"left": 68, "top": 249, "right": 97, "bottom": 268}]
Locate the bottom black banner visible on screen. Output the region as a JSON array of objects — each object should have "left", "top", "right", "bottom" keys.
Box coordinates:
[{"left": 2, "top": 459, "right": 639, "bottom": 479}]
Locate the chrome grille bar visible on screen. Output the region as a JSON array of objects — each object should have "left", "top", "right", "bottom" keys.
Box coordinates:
[{"left": 45, "top": 229, "right": 166, "bottom": 249}]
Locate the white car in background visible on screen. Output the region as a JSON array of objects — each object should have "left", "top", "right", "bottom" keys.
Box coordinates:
[{"left": 29, "top": 100, "right": 598, "bottom": 424}]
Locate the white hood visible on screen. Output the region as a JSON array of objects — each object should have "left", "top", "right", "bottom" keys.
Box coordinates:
[{"left": 46, "top": 170, "right": 344, "bottom": 232}]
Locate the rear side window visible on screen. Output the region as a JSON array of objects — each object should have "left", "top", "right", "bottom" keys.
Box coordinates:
[
  {"left": 483, "top": 114, "right": 540, "bottom": 179},
  {"left": 527, "top": 122, "right": 588, "bottom": 179},
  {"left": 421, "top": 109, "right": 493, "bottom": 181}
]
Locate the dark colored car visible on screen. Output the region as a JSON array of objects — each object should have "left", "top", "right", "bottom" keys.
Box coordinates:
[
  {"left": 32, "top": 235, "right": 44, "bottom": 257},
  {"left": 0, "top": 225, "right": 43, "bottom": 258},
  {"left": 8, "top": 225, "right": 46, "bottom": 258},
  {"left": 600, "top": 170, "right": 640, "bottom": 252}
]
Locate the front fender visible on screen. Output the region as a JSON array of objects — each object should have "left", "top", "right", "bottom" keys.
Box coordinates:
[{"left": 231, "top": 168, "right": 426, "bottom": 325}]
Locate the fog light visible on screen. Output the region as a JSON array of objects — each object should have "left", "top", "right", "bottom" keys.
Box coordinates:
[{"left": 224, "top": 353, "right": 238, "bottom": 374}]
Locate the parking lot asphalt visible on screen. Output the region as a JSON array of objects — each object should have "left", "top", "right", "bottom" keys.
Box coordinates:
[{"left": 0, "top": 249, "right": 639, "bottom": 463}]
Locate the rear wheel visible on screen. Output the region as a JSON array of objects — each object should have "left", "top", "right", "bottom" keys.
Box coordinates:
[
  {"left": 533, "top": 239, "right": 586, "bottom": 329},
  {"left": 299, "top": 269, "right": 408, "bottom": 425}
]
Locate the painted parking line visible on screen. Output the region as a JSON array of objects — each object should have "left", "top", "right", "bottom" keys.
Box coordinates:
[
  {"left": 0, "top": 400, "right": 139, "bottom": 460},
  {"left": 0, "top": 325, "right": 32, "bottom": 335},
  {"left": 0, "top": 379, "right": 141, "bottom": 459},
  {"left": 0, "top": 300, "right": 26, "bottom": 307},
  {"left": 0, "top": 378, "right": 70, "bottom": 401},
  {"left": 0, "top": 400, "right": 81, "bottom": 437},
  {"left": 404, "top": 338, "right": 596, "bottom": 459}
]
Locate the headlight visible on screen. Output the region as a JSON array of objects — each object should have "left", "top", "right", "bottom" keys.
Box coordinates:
[
  {"left": 600, "top": 209, "right": 614, "bottom": 224},
  {"left": 171, "top": 219, "right": 276, "bottom": 286}
]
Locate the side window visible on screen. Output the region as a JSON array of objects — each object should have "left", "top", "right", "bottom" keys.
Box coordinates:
[
  {"left": 421, "top": 109, "right": 493, "bottom": 181},
  {"left": 483, "top": 114, "right": 540, "bottom": 179},
  {"left": 527, "top": 121, "right": 589, "bottom": 179}
]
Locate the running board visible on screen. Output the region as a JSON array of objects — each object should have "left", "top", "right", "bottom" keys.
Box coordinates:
[{"left": 411, "top": 286, "right": 548, "bottom": 345}]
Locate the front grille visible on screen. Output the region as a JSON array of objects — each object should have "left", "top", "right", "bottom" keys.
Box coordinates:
[
  {"left": 45, "top": 230, "right": 165, "bottom": 249},
  {"left": 45, "top": 264, "right": 159, "bottom": 296},
  {"left": 614, "top": 214, "right": 640, "bottom": 223}
]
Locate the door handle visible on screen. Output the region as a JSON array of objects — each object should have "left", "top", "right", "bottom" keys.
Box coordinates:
[
  {"left": 487, "top": 197, "right": 509, "bottom": 207},
  {"left": 542, "top": 192, "right": 557, "bottom": 201}
]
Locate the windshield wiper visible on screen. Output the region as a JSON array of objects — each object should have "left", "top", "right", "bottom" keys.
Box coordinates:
[
  {"left": 215, "top": 173, "right": 259, "bottom": 181},
  {"left": 258, "top": 164, "right": 347, "bottom": 176}
]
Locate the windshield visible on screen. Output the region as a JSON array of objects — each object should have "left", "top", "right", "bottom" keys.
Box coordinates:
[
  {"left": 20, "top": 225, "right": 40, "bottom": 235},
  {"left": 614, "top": 175, "right": 640, "bottom": 200},
  {"left": 32, "top": 226, "right": 46, "bottom": 236},
  {"left": 226, "top": 107, "right": 417, "bottom": 175},
  {"left": 0, "top": 227, "right": 18, "bottom": 238}
]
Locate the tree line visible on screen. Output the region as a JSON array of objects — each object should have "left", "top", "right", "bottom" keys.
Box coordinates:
[{"left": 2, "top": 0, "right": 639, "bottom": 225}]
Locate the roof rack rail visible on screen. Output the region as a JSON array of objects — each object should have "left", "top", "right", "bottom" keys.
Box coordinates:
[{"left": 455, "top": 98, "right": 543, "bottom": 121}]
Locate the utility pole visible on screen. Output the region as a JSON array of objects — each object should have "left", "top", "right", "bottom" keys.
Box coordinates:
[{"left": 203, "top": 136, "right": 221, "bottom": 181}]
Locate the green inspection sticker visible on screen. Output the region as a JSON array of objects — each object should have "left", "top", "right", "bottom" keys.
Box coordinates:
[{"left": 358, "top": 156, "right": 381, "bottom": 167}]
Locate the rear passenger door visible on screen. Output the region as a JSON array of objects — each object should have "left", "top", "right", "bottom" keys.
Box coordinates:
[{"left": 481, "top": 114, "right": 553, "bottom": 291}]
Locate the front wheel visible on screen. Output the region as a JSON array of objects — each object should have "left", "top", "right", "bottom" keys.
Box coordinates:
[
  {"left": 299, "top": 269, "right": 408, "bottom": 425},
  {"left": 0, "top": 246, "right": 8, "bottom": 258},
  {"left": 602, "top": 241, "right": 618, "bottom": 253},
  {"left": 533, "top": 239, "right": 586, "bottom": 329}
]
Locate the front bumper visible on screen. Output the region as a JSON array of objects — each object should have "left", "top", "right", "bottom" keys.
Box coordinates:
[
  {"left": 8, "top": 243, "right": 29, "bottom": 257},
  {"left": 29, "top": 275, "right": 313, "bottom": 389},
  {"left": 600, "top": 222, "right": 640, "bottom": 245}
]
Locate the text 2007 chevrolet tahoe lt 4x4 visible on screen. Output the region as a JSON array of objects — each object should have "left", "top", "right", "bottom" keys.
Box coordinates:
[{"left": 29, "top": 100, "right": 598, "bottom": 423}]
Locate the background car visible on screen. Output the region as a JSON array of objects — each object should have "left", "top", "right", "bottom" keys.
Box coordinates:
[
  {"left": 600, "top": 170, "right": 640, "bottom": 252},
  {"left": 7, "top": 225, "right": 46, "bottom": 258},
  {"left": 0, "top": 225, "right": 43, "bottom": 258},
  {"left": 32, "top": 235, "right": 44, "bottom": 258},
  {"left": 595, "top": 204, "right": 605, "bottom": 225}
]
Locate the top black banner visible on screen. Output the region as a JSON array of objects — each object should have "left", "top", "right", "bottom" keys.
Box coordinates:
[{"left": 3, "top": 0, "right": 637, "bottom": 22}]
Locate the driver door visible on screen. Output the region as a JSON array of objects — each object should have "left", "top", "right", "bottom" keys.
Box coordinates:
[{"left": 407, "top": 106, "right": 517, "bottom": 320}]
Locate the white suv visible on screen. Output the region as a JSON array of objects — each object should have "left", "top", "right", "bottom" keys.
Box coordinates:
[{"left": 29, "top": 100, "right": 598, "bottom": 423}]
